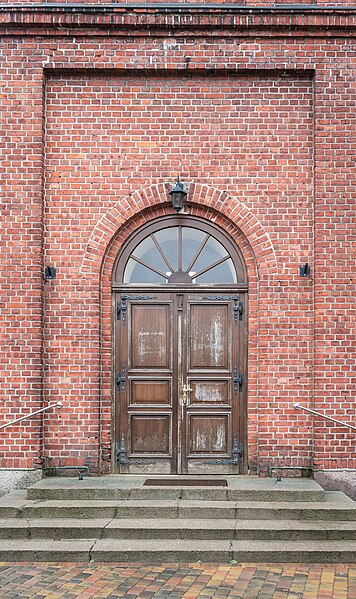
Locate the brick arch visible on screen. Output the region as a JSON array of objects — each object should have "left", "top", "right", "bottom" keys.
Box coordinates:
[
  {"left": 81, "top": 182, "right": 276, "bottom": 278},
  {"left": 89, "top": 183, "right": 276, "bottom": 473}
]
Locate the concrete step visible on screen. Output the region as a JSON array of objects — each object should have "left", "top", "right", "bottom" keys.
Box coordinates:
[
  {"left": 0, "top": 538, "right": 355, "bottom": 563},
  {"left": 0, "top": 480, "right": 354, "bottom": 563},
  {"left": 27, "top": 479, "right": 325, "bottom": 503},
  {"left": 1, "top": 518, "right": 356, "bottom": 541},
  {"left": 2, "top": 495, "right": 355, "bottom": 521}
]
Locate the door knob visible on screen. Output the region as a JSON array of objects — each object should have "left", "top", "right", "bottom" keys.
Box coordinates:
[{"left": 182, "top": 383, "right": 192, "bottom": 405}]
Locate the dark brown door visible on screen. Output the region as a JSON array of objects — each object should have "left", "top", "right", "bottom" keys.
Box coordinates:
[{"left": 115, "top": 291, "right": 246, "bottom": 474}]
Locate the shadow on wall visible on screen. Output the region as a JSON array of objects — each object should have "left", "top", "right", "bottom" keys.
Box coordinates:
[{"left": 314, "top": 471, "right": 356, "bottom": 501}]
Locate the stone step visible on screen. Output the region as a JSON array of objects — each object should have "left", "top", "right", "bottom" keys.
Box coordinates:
[
  {"left": 27, "top": 483, "right": 325, "bottom": 503},
  {"left": 1, "top": 518, "right": 356, "bottom": 541},
  {"left": 0, "top": 538, "right": 355, "bottom": 563},
  {"left": 1, "top": 495, "right": 355, "bottom": 521}
]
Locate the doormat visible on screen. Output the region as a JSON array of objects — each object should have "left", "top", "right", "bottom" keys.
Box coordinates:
[{"left": 143, "top": 479, "right": 227, "bottom": 487}]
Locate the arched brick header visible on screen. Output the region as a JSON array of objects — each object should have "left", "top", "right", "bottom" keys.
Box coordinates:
[{"left": 81, "top": 183, "right": 276, "bottom": 277}]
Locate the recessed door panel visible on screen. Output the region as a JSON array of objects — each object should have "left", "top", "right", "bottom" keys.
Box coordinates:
[
  {"left": 130, "top": 380, "right": 171, "bottom": 406},
  {"left": 130, "top": 415, "right": 171, "bottom": 455},
  {"left": 188, "top": 414, "right": 229, "bottom": 455},
  {"left": 189, "top": 380, "right": 230, "bottom": 406},
  {"left": 131, "top": 304, "right": 171, "bottom": 370},
  {"left": 189, "top": 304, "right": 230, "bottom": 370}
]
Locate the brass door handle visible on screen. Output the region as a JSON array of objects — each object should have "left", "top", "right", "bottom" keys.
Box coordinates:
[{"left": 182, "top": 383, "right": 192, "bottom": 405}]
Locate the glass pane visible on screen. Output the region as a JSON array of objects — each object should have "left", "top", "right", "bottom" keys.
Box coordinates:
[
  {"left": 124, "top": 259, "right": 167, "bottom": 284},
  {"left": 190, "top": 235, "right": 228, "bottom": 275},
  {"left": 131, "top": 236, "right": 168, "bottom": 275},
  {"left": 154, "top": 228, "right": 179, "bottom": 272},
  {"left": 182, "top": 227, "right": 208, "bottom": 272},
  {"left": 195, "top": 258, "right": 236, "bottom": 284}
]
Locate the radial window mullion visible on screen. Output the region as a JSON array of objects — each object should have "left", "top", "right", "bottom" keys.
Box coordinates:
[
  {"left": 151, "top": 233, "right": 174, "bottom": 273},
  {"left": 194, "top": 255, "right": 230, "bottom": 278},
  {"left": 186, "top": 233, "right": 210, "bottom": 273},
  {"left": 178, "top": 226, "right": 182, "bottom": 271},
  {"left": 131, "top": 255, "right": 168, "bottom": 279}
]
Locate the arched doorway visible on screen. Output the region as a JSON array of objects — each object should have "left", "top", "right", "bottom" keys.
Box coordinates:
[{"left": 112, "top": 215, "right": 248, "bottom": 474}]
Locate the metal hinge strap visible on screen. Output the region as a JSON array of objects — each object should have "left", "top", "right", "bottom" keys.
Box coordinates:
[
  {"left": 116, "top": 434, "right": 146, "bottom": 465},
  {"left": 117, "top": 295, "right": 156, "bottom": 324},
  {"left": 207, "top": 295, "right": 243, "bottom": 324},
  {"left": 234, "top": 370, "right": 244, "bottom": 393},
  {"left": 116, "top": 366, "right": 126, "bottom": 394},
  {"left": 202, "top": 433, "right": 243, "bottom": 465}
]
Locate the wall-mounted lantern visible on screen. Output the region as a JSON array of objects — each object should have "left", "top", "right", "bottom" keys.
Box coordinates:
[
  {"left": 169, "top": 177, "right": 187, "bottom": 213},
  {"left": 44, "top": 266, "right": 56, "bottom": 280},
  {"left": 299, "top": 263, "right": 310, "bottom": 277}
]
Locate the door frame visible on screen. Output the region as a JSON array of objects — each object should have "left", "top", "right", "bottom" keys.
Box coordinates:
[
  {"left": 111, "top": 215, "right": 249, "bottom": 474},
  {"left": 112, "top": 285, "right": 248, "bottom": 474}
]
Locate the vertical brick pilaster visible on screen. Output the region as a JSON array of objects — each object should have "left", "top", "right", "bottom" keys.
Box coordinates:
[{"left": 0, "top": 59, "right": 45, "bottom": 469}]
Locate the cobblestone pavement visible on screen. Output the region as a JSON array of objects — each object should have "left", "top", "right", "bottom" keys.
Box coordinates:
[{"left": 0, "top": 563, "right": 355, "bottom": 599}]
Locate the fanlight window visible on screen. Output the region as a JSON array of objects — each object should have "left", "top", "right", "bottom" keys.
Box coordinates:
[{"left": 123, "top": 226, "right": 238, "bottom": 285}]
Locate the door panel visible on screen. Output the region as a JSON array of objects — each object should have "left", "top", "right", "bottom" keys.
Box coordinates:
[
  {"left": 130, "top": 380, "right": 171, "bottom": 406},
  {"left": 130, "top": 415, "right": 171, "bottom": 454},
  {"left": 188, "top": 414, "right": 230, "bottom": 454},
  {"left": 189, "top": 380, "right": 230, "bottom": 405},
  {"left": 130, "top": 304, "right": 171, "bottom": 370},
  {"left": 115, "top": 291, "right": 245, "bottom": 474},
  {"left": 189, "top": 304, "right": 230, "bottom": 370}
]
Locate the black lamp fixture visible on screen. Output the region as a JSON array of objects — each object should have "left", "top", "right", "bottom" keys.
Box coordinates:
[
  {"left": 44, "top": 265, "right": 56, "bottom": 280},
  {"left": 169, "top": 176, "right": 187, "bottom": 213},
  {"left": 299, "top": 262, "right": 310, "bottom": 277}
]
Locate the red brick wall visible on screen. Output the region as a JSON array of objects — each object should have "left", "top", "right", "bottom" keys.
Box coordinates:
[
  {"left": 6, "top": 1, "right": 356, "bottom": 6},
  {"left": 0, "top": 5, "right": 355, "bottom": 475}
]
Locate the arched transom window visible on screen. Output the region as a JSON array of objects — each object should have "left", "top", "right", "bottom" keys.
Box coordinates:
[{"left": 114, "top": 218, "right": 247, "bottom": 286}]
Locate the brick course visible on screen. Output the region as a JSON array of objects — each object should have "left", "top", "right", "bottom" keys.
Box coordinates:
[{"left": 0, "top": 3, "right": 355, "bottom": 476}]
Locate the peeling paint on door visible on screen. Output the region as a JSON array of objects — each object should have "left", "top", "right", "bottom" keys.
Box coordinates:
[{"left": 138, "top": 330, "right": 166, "bottom": 360}]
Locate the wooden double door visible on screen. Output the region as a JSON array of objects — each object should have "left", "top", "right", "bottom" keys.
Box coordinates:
[{"left": 114, "top": 290, "right": 247, "bottom": 474}]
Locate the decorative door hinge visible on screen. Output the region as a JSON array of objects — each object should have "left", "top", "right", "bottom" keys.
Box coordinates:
[
  {"left": 234, "top": 368, "right": 238, "bottom": 393},
  {"left": 117, "top": 295, "right": 156, "bottom": 324},
  {"left": 116, "top": 434, "right": 146, "bottom": 465},
  {"left": 234, "top": 369, "right": 244, "bottom": 393},
  {"left": 207, "top": 295, "right": 243, "bottom": 323},
  {"left": 116, "top": 366, "right": 126, "bottom": 394},
  {"left": 203, "top": 433, "right": 243, "bottom": 465}
]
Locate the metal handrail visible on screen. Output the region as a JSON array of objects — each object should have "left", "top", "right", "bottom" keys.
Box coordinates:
[
  {"left": 294, "top": 403, "right": 356, "bottom": 432},
  {"left": 0, "top": 402, "right": 62, "bottom": 431}
]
